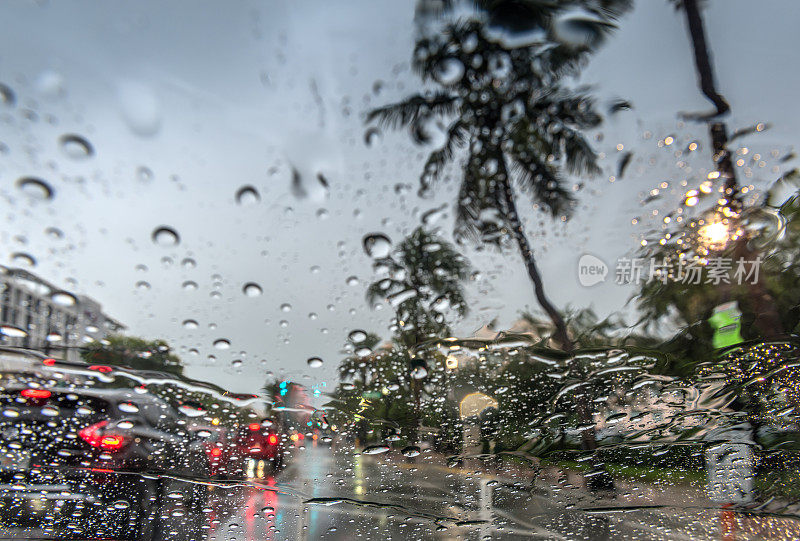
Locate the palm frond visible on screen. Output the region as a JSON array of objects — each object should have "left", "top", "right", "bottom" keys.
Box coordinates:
[
  {"left": 557, "top": 125, "right": 601, "bottom": 177},
  {"left": 420, "top": 120, "right": 470, "bottom": 191},
  {"left": 511, "top": 151, "right": 574, "bottom": 217},
  {"left": 366, "top": 92, "right": 459, "bottom": 129}
]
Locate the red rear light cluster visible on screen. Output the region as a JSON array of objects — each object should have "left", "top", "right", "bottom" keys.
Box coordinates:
[
  {"left": 267, "top": 434, "right": 279, "bottom": 446},
  {"left": 42, "top": 358, "right": 56, "bottom": 366},
  {"left": 209, "top": 447, "right": 222, "bottom": 458},
  {"left": 248, "top": 423, "right": 261, "bottom": 431},
  {"left": 21, "top": 388, "right": 51, "bottom": 399},
  {"left": 78, "top": 421, "right": 128, "bottom": 451},
  {"left": 88, "top": 365, "right": 112, "bottom": 373}
]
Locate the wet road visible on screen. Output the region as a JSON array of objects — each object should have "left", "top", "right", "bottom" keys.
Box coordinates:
[
  {"left": 5, "top": 442, "right": 799, "bottom": 540},
  {"left": 200, "top": 443, "right": 769, "bottom": 541}
]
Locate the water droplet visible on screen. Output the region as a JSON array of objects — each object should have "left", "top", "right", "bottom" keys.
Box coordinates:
[
  {"left": 279, "top": 320, "right": 289, "bottom": 328},
  {"left": 280, "top": 303, "right": 292, "bottom": 312},
  {"left": 307, "top": 357, "right": 323, "bottom": 368},
  {"left": 0, "top": 83, "right": 16, "bottom": 106},
  {"left": 348, "top": 330, "right": 367, "bottom": 343},
  {"left": 346, "top": 276, "right": 359, "bottom": 286},
  {"left": 16, "top": 177, "right": 54, "bottom": 201},
  {"left": 308, "top": 312, "right": 318, "bottom": 320},
  {"left": 316, "top": 208, "right": 329, "bottom": 220},
  {"left": 362, "top": 234, "right": 392, "bottom": 258},
  {"left": 231, "top": 359, "right": 243, "bottom": 368},
  {"left": 310, "top": 266, "right": 321, "bottom": 274},
  {"left": 3, "top": 408, "right": 19, "bottom": 418},
  {"left": 118, "top": 81, "right": 162, "bottom": 137},
  {"left": 355, "top": 346, "right": 372, "bottom": 357},
  {"left": 362, "top": 444, "right": 391, "bottom": 455},
  {"left": 181, "top": 258, "right": 196, "bottom": 269},
  {"left": 182, "top": 280, "right": 198, "bottom": 291},
  {"left": 112, "top": 500, "right": 130, "bottom": 510},
  {"left": 213, "top": 339, "right": 231, "bottom": 350},
  {"left": 235, "top": 185, "right": 260, "bottom": 206},
  {"left": 364, "top": 127, "right": 382, "bottom": 147},
  {"left": 45, "top": 227, "right": 64, "bottom": 239},
  {"left": 411, "top": 366, "right": 428, "bottom": 380},
  {"left": 35, "top": 70, "right": 64, "bottom": 98},
  {"left": 401, "top": 445, "right": 421, "bottom": 457},
  {"left": 41, "top": 406, "right": 60, "bottom": 417},
  {"left": 118, "top": 402, "right": 139, "bottom": 413},
  {"left": 152, "top": 226, "right": 180, "bottom": 247},
  {"left": 182, "top": 319, "right": 199, "bottom": 329},
  {"left": 243, "top": 283, "right": 263, "bottom": 297},
  {"left": 136, "top": 166, "right": 153, "bottom": 182},
  {"left": 50, "top": 290, "right": 77, "bottom": 306},
  {"left": 178, "top": 404, "right": 206, "bottom": 417},
  {"left": 0, "top": 325, "right": 27, "bottom": 338},
  {"left": 59, "top": 134, "right": 94, "bottom": 159},
  {"left": 10, "top": 252, "right": 36, "bottom": 267},
  {"left": 433, "top": 58, "right": 465, "bottom": 85}
]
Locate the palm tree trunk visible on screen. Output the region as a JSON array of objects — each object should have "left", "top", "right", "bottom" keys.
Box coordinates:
[
  {"left": 680, "top": 0, "right": 729, "bottom": 117},
  {"left": 499, "top": 179, "right": 575, "bottom": 353},
  {"left": 679, "top": 0, "right": 785, "bottom": 339}
]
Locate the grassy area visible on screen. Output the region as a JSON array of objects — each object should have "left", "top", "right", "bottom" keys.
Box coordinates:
[
  {"left": 543, "top": 459, "right": 705, "bottom": 486},
  {"left": 544, "top": 459, "right": 800, "bottom": 501}
]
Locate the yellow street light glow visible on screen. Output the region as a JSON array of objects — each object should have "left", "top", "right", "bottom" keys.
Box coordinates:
[
  {"left": 698, "top": 220, "right": 730, "bottom": 249},
  {"left": 445, "top": 356, "right": 458, "bottom": 370}
]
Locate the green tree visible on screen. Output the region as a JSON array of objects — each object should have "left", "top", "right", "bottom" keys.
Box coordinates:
[
  {"left": 369, "top": 3, "right": 630, "bottom": 351},
  {"left": 81, "top": 334, "right": 183, "bottom": 376},
  {"left": 366, "top": 227, "right": 470, "bottom": 348},
  {"left": 364, "top": 227, "right": 471, "bottom": 440}
]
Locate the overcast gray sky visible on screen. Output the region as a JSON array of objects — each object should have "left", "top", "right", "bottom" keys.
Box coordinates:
[{"left": 0, "top": 0, "right": 797, "bottom": 395}]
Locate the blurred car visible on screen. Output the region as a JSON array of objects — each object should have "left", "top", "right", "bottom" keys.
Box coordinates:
[
  {"left": 0, "top": 350, "right": 210, "bottom": 539},
  {"left": 233, "top": 420, "right": 284, "bottom": 478},
  {"left": 189, "top": 423, "right": 235, "bottom": 478}
]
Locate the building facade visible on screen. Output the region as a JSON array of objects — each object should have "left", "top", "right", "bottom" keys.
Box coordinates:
[{"left": 0, "top": 266, "right": 124, "bottom": 362}]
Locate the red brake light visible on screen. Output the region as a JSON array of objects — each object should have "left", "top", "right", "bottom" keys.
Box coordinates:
[
  {"left": 267, "top": 434, "right": 278, "bottom": 446},
  {"left": 297, "top": 433, "right": 304, "bottom": 440},
  {"left": 78, "top": 421, "right": 127, "bottom": 451},
  {"left": 89, "top": 365, "right": 112, "bottom": 373},
  {"left": 21, "top": 389, "right": 51, "bottom": 399},
  {"left": 248, "top": 423, "right": 261, "bottom": 431},
  {"left": 209, "top": 447, "right": 222, "bottom": 458},
  {"left": 42, "top": 358, "right": 56, "bottom": 366}
]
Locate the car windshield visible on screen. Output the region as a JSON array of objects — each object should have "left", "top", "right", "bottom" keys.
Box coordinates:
[{"left": 1, "top": 1, "right": 799, "bottom": 539}]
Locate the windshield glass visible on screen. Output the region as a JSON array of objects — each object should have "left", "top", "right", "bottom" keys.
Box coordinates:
[{"left": 1, "top": 1, "right": 799, "bottom": 539}]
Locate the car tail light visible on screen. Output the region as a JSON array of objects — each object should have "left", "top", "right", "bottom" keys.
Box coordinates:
[
  {"left": 209, "top": 447, "right": 222, "bottom": 458},
  {"left": 78, "top": 421, "right": 128, "bottom": 451},
  {"left": 42, "top": 358, "right": 56, "bottom": 366},
  {"left": 88, "top": 365, "right": 112, "bottom": 373},
  {"left": 248, "top": 423, "right": 261, "bottom": 431},
  {"left": 267, "top": 434, "right": 278, "bottom": 446},
  {"left": 21, "top": 388, "right": 51, "bottom": 400}
]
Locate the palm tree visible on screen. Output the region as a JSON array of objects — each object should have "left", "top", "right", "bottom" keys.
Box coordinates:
[
  {"left": 366, "top": 227, "right": 471, "bottom": 349},
  {"left": 369, "top": 4, "right": 630, "bottom": 351},
  {"left": 366, "top": 227, "right": 471, "bottom": 438}
]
